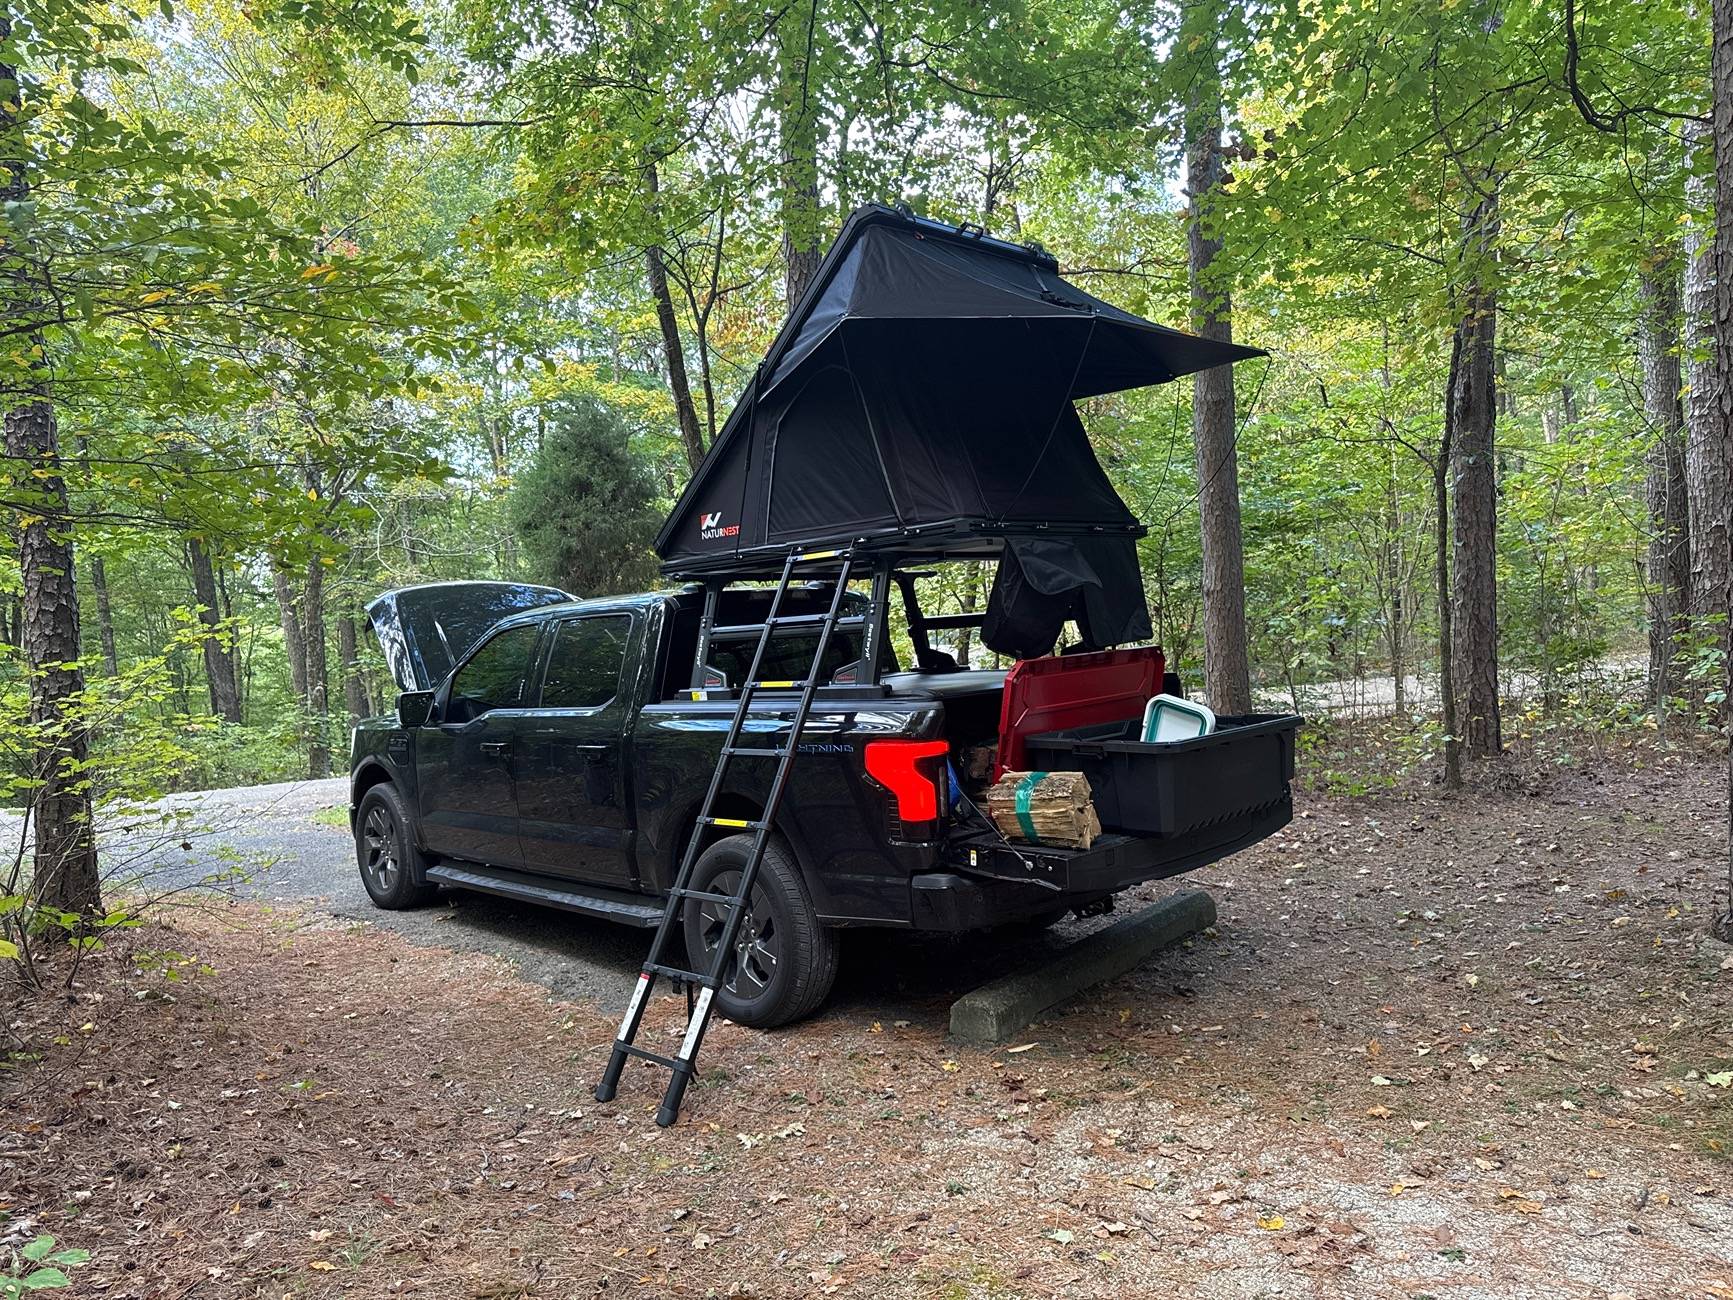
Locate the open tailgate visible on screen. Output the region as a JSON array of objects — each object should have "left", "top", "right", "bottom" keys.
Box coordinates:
[{"left": 1024, "top": 712, "right": 1300, "bottom": 837}]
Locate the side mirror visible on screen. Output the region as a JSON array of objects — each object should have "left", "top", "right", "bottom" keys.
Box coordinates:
[{"left": 397, "top": 689, "right": 436, "bottom": 728}]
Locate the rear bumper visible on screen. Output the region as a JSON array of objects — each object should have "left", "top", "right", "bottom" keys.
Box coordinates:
[{"left": 908, "top": 794, "right": 1291, "bottom": 931}]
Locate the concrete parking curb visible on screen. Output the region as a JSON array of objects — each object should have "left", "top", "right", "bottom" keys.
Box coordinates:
[{"left": 948, "top": 889, "right": 1218, "bottom": 1045}]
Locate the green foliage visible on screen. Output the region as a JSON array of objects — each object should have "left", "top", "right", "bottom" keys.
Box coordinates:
[
  {"left": 0, "top": 0, "right": 1711, "bottom": 848},
  {"left": 0, "top": 1235, "right": 91, "bottom": 1297},
  {"left": 510, "top": 399, "right": 661, "bottom": 597}
]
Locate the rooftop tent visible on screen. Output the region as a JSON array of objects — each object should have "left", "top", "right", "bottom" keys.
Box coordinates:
[{"left": 656, "top": 204, "right": 1264, "bottom": 578}]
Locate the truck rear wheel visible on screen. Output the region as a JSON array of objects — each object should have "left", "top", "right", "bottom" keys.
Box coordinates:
[
  {"left": 355, "top": 783, "right": 438, "bottom": 910},
  {"left": 682, "top": 834, "right": 837, "bottom": 1028}
]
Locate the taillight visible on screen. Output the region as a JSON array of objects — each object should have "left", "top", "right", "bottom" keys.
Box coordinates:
[{"left": 863, "top": 739, "right": 949, "bottom": 828}]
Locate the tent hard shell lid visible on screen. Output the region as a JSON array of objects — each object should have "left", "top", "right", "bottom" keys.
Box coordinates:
[{"left": 655, "top": 203, "right": 1265, "bottom": 579}]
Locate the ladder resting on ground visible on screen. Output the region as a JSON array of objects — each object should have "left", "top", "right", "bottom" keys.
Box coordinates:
[{"left": 593, "top": 547, "right": 856, "bottom": 1126}]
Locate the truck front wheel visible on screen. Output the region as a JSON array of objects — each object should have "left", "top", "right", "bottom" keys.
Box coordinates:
[
  {"left": 354, "top": 783, "right": 438, "bottom": 910},
  {"left": 682, "top": 834, "right": 838, "bottom": 1028}
]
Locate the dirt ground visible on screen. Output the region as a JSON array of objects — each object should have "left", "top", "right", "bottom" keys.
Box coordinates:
[{"left": 4, "top": 729, "right": 1733, "bottom": 1300}]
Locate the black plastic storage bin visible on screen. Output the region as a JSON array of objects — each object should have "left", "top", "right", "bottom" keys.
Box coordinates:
[{"left": 1022, "top": 713, "right": 1301, "bottom": 837}]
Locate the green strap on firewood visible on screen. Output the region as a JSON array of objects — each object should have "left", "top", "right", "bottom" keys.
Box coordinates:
[{"left": 1013, "top": 771, "right": 1046, "bottom": 842}]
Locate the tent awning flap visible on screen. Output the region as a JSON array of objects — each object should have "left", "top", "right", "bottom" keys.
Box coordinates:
[{"left": 657, "top": 204, "right": 1265, "bottom": 575}]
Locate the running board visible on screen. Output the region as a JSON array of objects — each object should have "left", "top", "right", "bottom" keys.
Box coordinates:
[{"left": 426, "top": 863, "right": 664, "bottom": 927}]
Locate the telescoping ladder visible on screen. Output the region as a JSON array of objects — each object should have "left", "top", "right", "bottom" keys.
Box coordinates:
[{"left": 594, "top": 547, "right": 857, "bottom": 1126}]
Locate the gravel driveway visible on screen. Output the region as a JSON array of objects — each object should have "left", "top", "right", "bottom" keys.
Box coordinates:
[
  {"left": 10, "top": 775, "right": 1096, "bottom": 1016},
  {"left": 2, "top": 775, "right": 649, "bottom": 1006}
]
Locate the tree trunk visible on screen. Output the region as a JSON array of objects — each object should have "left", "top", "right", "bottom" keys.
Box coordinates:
[
  {"left": 5, "top": 401, "right": 101, "bottom": 914},
  {"left": 338, "top": 612, "right": 370, "bottom": 721},
  {"left": 1685, "top": 117, "right": 1730, "bottom": 637},
  {"left": 641, "top": 162, "right": 707, "bottom": 473},
  {"left": 1387, "top": 460, "right": 1406, "bottom": 716},
  {"left": 304, "top": 559, "right": 331, "bottom": 778},
  {"left": 776, "top": 0, "right": 823, "bottom": 309},
  {"left": 1710, "top": 0, "right": 1733, "bottom": 938},
  {"left": 1449, "top": 185, "right": 1503, "bottom": 760},
  {"left": 1184, "top": 13, "right": 1252, "bottom": 716},
  {"left": 1, "top": 24, "right": 100, "bottom": 916},
  {"left": 273, "top": 563, "right": 309, "bottom": 702},
  {"left": 90, "top": 554, "right": 118, "bottom": 677},
  {"left": 186, "top": 537, "right": 242, "bottom": 722},
  {"left": 1437, "top": 334, "right": 1463, "bottom": 790},
  {"left": 1638, "top": 259, "right": 1691, "bottom": 726}
]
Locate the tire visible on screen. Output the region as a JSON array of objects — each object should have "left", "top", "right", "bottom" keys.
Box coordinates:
[
  {"left": 681, "top": 833, "right": 838, "bottom": 1028},
  {"left": 354, "top": 783, "right": 438, "bottom": 910}
]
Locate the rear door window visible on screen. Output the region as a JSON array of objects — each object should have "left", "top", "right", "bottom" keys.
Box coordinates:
[{"left": 539, "top": 615, "right": 632, "bottom": 710}]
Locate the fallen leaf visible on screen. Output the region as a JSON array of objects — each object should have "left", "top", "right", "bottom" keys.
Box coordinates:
[
  {"left": 1044, "top": 1228, "right": 1074, "bottom": 1246},
  {"left": 1123, "top": 1176, "right": 1157, "bottom": 1190},
  {"left": 308, "top": 1261, "right": 335, "bottom": 1272},
  {"left": 1464, "top": 974, "right": 1480, "bottom": 988},
  {"left": 941, "top": 1060, "right": 960, "bottom": 1073},
  {"left": 691, "top": 1232, "right": 714, "bottom": 1250},
  {"left": 1370, "top": 1075, "right": 1393, "bottom": 1087},
  {"left": 1705, "top": 1071, "right": 1732, "bottom": 1088},
  {"left": 1006, "top": 1043, "right": 1037, "bottom": 1054},
  {"left": 1365, "top": 1105, "right": 1393, "bottom": 1119},
  {"left": 1257, "top": 1215, "right": 1286, "bottom": 1231}
]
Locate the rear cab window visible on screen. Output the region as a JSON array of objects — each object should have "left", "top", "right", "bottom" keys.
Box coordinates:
[{"left": 540, "top": 615, "right": 632, "bottom": 709}]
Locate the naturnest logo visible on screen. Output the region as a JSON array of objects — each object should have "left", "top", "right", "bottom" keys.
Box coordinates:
[{"left": 699, "top": 510, "right": 740, "bottom": 541}]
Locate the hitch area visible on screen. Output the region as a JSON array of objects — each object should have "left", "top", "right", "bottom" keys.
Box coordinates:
[{"left": 1072, "top": 894, "right": 1116, "bottom": 920}]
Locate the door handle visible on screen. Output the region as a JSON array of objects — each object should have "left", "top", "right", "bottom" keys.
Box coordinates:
[{"left": 479, "top": 741, "right": 510, "bottom": 756}]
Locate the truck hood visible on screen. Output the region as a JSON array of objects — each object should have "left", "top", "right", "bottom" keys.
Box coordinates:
[{"left": 366, "top": 581, "right": 573, "bottom": 692}]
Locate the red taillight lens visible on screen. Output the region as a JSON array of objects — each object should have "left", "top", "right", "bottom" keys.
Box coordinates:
[{"left": 863, "top": 740, "right": 949, "bottom": 823}]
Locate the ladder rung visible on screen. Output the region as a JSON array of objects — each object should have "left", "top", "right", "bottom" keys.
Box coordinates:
[
  {"left": 644, "top": 961, "right": 710, "bottom": 984},
  {"left": 792, "top": 549, "right": 843, "bottom": 562},
  {"left": 697, "top": 815, "right": 769, "bottom": 830},
  {"left": 619, "top": 1043, "right": 680, "bottom": 1069},
  {"left": 747, "top": 679, "right": 809, "bottom": 690},
  {"left": 723, "top": 745, "right": 788, "bottom": 758},
  {"left": 671, "top": 887, "right": 740, "bottom": 905}
]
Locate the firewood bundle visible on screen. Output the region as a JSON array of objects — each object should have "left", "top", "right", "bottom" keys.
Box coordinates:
[{"left": 985, "top": 770, "right": 1101, "bottom": 849}]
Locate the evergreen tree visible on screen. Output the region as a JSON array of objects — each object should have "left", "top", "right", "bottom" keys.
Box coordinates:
[{"left": 511, "top": 400, "right": 660, "bottom": 598}]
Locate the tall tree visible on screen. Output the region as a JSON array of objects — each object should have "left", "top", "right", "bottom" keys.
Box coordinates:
[
  {"left": 1, "top": 2, "right": 100, "bottom": 915},
  {"left": 1712, "top": 0, "right": 1733, "bottom": 938},
  {"left": 186, "top": 537, "right": 242, "bottom": 722},
  {"left": 1183, "top": 0, "right": 1253, "bottom": 715},
  {"left": 1638, "top": 257, "right": 1691, "bottom": 722},
  {"left": 1684, "top": 120, "right": 1730, "bottom": 641},
  {"left": 1449, "top": 182, "right": 1503, "bottom": 759},
  {"left": 776, "top": 0, "right": 824, "bottom": 308}
]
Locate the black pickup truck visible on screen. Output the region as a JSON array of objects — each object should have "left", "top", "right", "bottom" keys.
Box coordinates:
[{"left": 351, "top": 577, "right": 1299, "bottom": 1029}]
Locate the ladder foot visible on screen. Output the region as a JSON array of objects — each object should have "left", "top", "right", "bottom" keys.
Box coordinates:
[
  {"left": 595, "top": 1046, "right": 628, "bottom": 1103},
  {"left": 658, "top": 1067, "right": 695, "bottom": 1126}
]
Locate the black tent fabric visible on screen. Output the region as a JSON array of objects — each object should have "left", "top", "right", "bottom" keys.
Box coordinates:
[
  {"left": 979, "top": 536, "right": 1153, "bottom": 659},
  {"left": 657, "top": 205, "right": 1264, "bottom": 578}
]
